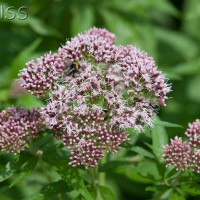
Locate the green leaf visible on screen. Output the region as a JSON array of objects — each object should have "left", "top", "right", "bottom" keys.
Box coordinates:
[
  {"left": 24, "top": 180, "right": 73, "bottom": 200},
  {"left": 172, "top": 57, "right": 200, "bottom": 75},
  {"left": 125, "top": 146, "right": 154, "bottom": 159},
  {"left": 181, "top": 183, "right": 200, "bottom": 196},
  {"left": 99, "top": 185, "right": 115, "bottom": 200},
  {"left": 136, "top": 160, "right": 162, "bottom": 181},
  {"left": 187, "top": 75, "right": 200, "bottom": 102},
  {"left": 9, "top": 153, "right": 38, "bottom": 188},
  {"left": 0, "top": 162, "right": 14, "bottom": 182},
  {"left": 120, "top": 166, "right": 155, "bottom": 184},
  {"left": 9, "top": 39, "right": 42, "bottom": 81},
  {"left": 17, "top": 93, "right": 44, "bottom": 108},
  {"left": 152, "top": 124, "right": 168, "bottom": 159},
  {"left": 170, "top": 190, "right": 185, "bottom": 200},
  {"left": 10, "top": 15, "right": 60, "bottom": 37},
  {"left": 99, "top": 161, "right": 134, "bottom": 172},
  {"left": 99, "top": 8, "right": 157, "bottom": 57},
  {"left": 182, "top": 0, "right": 200, "bottom": 42},
  {"left": 155, "top": 120, "right": 182, "bottom": 128},
  {"left": 44, "top": 153, "right": 93, "bottom": 200},
  {"left": 155, "top": 27, "right": 199, "bottom": 60},
  {"left": 71, "top": 4, "right": 94, "bottom": 35}
]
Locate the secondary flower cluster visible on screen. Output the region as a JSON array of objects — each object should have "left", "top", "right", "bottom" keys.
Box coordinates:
[
  {"left": 163, "top": 119, "right": 200, "bottom": 173},
  {"left": 0, "top": 107, "right": 44, "bottom": 153},
  {"left": 19, "top": 27, "right": 170, "bottom": 168}
]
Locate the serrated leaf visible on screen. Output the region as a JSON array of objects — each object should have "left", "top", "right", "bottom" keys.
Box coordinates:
[
  {"left": 9, "top": 153, "right": 38, "bottom": 188},
  {"left": 24, "top": 180, "right": 72, "bottom": 200},
  {"left": 99, "top": 185, "right": 115, "bottom": 200},
  {"left": 44, "top": 153, "right": 93, "bottom": 200}
]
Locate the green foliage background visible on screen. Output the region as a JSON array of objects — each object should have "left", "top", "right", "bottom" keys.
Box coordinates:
[{"left": 0, "top": 0, "right": 200, "bottom": 199}]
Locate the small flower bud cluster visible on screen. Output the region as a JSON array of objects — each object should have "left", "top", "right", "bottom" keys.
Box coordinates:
[
  {"left": 185, "top": 119, "right": 200, "bottom": 147},
  {"left": 0, "top": 107, "right": 44, "bottom": 153},
  {"left": 163, "top": 119, "right": 200, "bottom": 173},
  {"left": 163, "top": 136, "right": 191, "bottom": 171},
  {"left": 20, "top": 27, "right": 170, "bottom": 168},
  {"left": 20, "top": 52, "right": 66, "bottom": 98}
]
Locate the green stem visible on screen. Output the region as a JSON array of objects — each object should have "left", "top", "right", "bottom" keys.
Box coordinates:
[
  {"left": 38, "top": 158, "right": 52, "bottom": 183},
  {"left": 90, "top": 153, "right": 108, "bottom": 200},
  {"left": 99, "top": 151, "right": 107, "bottom": 187},
  {"left": 38, "top": 158, "right": 64, "bottom": 200},
  {"left": 27, "top": 145, "right": 64, "bottom": 200}
]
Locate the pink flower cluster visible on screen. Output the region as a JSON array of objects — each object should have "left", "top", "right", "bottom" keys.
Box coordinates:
[
  {"left": 0, "top": 107, "right": 44, "bottom": 153},
  {"left": 163, "top": 119, "right": 200, "bottom": 173},
  {"left": 19, "top": 27, "right": 170, "bottom": 168}
]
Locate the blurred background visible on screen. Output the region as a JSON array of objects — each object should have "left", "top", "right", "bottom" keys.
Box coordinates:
[{"left": 0, "top": 0, "right": 200, "bottom": 199}]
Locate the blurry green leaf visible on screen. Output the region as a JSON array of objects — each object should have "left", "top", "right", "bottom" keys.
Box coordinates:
[
  {"left": 99, "top": 8, "right": 157, "bottom": 57},
  {"left": 172, "top": 58, "right": 200, "bottom": 75},
  {"left": 181, "top": 183, "right": 200, "bottom": 196},
  {"left": 17, "top": 93, "right": 44, "bottom": 108},
  {"left": 105, "top": 0, "right": 178, "bottom": 16},
  {"left": 136, "top": 160, "right": 162, "bottom": 181},
  {"left": 71, "top": 4, "right": 94, "bottom": 35},
  {"left": 125, "top": 146, "right": 154, "bottom": 159},
  {"left": 152, "top": 0, "right": 179, "bottom": 16},
  {"left": 25, "top": 180, "right": 72, "bottom": 200},
  {"left": 44, "top": 153, "right": 93, "bottom": 200},
  {"left": 187, "top": 75, "right": 200, "bottom": 102},
  {"left": 155, "top": 27, "right": 199, "bottom": 60},
  {"left": 0, "top": 89, "right": 9, "bottom": 101},
  {"left": 182, "top": 0, "right": 200, "bottom": 42},
  {"left": 170, "top": 190, "right": 185, "bottom": 200},
  {"left": 119, "top": 166, "right": 155, "bottom": 184},
  {"left": 99, "top": 185, "right": 115, "bottom": 200},
  {"left": 0, "top": 162, "right": 14, "bottom": 182},
  {"left": 9, "top": 154, "right": 38, "bottom": 188},
  {"left": 152, "top": 123, "right": 168, "bottom": 159},
  {"left": 9, "top": 39, "right": 41, "bottom": 81},
  {"left": 99, "top": 161, "right": 133, "bottom": 172},
  {"left": 155, "top": 119, "right": 182, "bottom": 128},
  {"left": 145, "top": 186, "right": 157, "bottom": 192},
  {"left": 11, "top": 16, "right": 60, "bottom": 37}
]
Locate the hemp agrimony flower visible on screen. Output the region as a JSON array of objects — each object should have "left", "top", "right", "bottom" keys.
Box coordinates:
[
  {"left": 20, "top": 27, "right": 170, "bottom": 168},
  {"left": 0, "top": 107, "right": 44, "bottom": 153},
  {"left": 163, "top": 119, "right": 200, "bottom": 173},
  {"left": 163, "top": 136, "right": 191, "bottom": 171}
]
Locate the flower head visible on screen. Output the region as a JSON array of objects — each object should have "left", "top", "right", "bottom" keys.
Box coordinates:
[
  {"left": 185, "top": 119, "right": 200, "bottom": 148},
  {"left": 162, "top": 136, "right": 191, "bottom": 171},
  {"left": 0, "top": 107, "right": 44, "bottom": 153},
  {"left": 20, "top": 27, "right": 170, "bottom": 168},
  {"left": 19, "top": 52, "right": 66, "bottom": 98}
]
